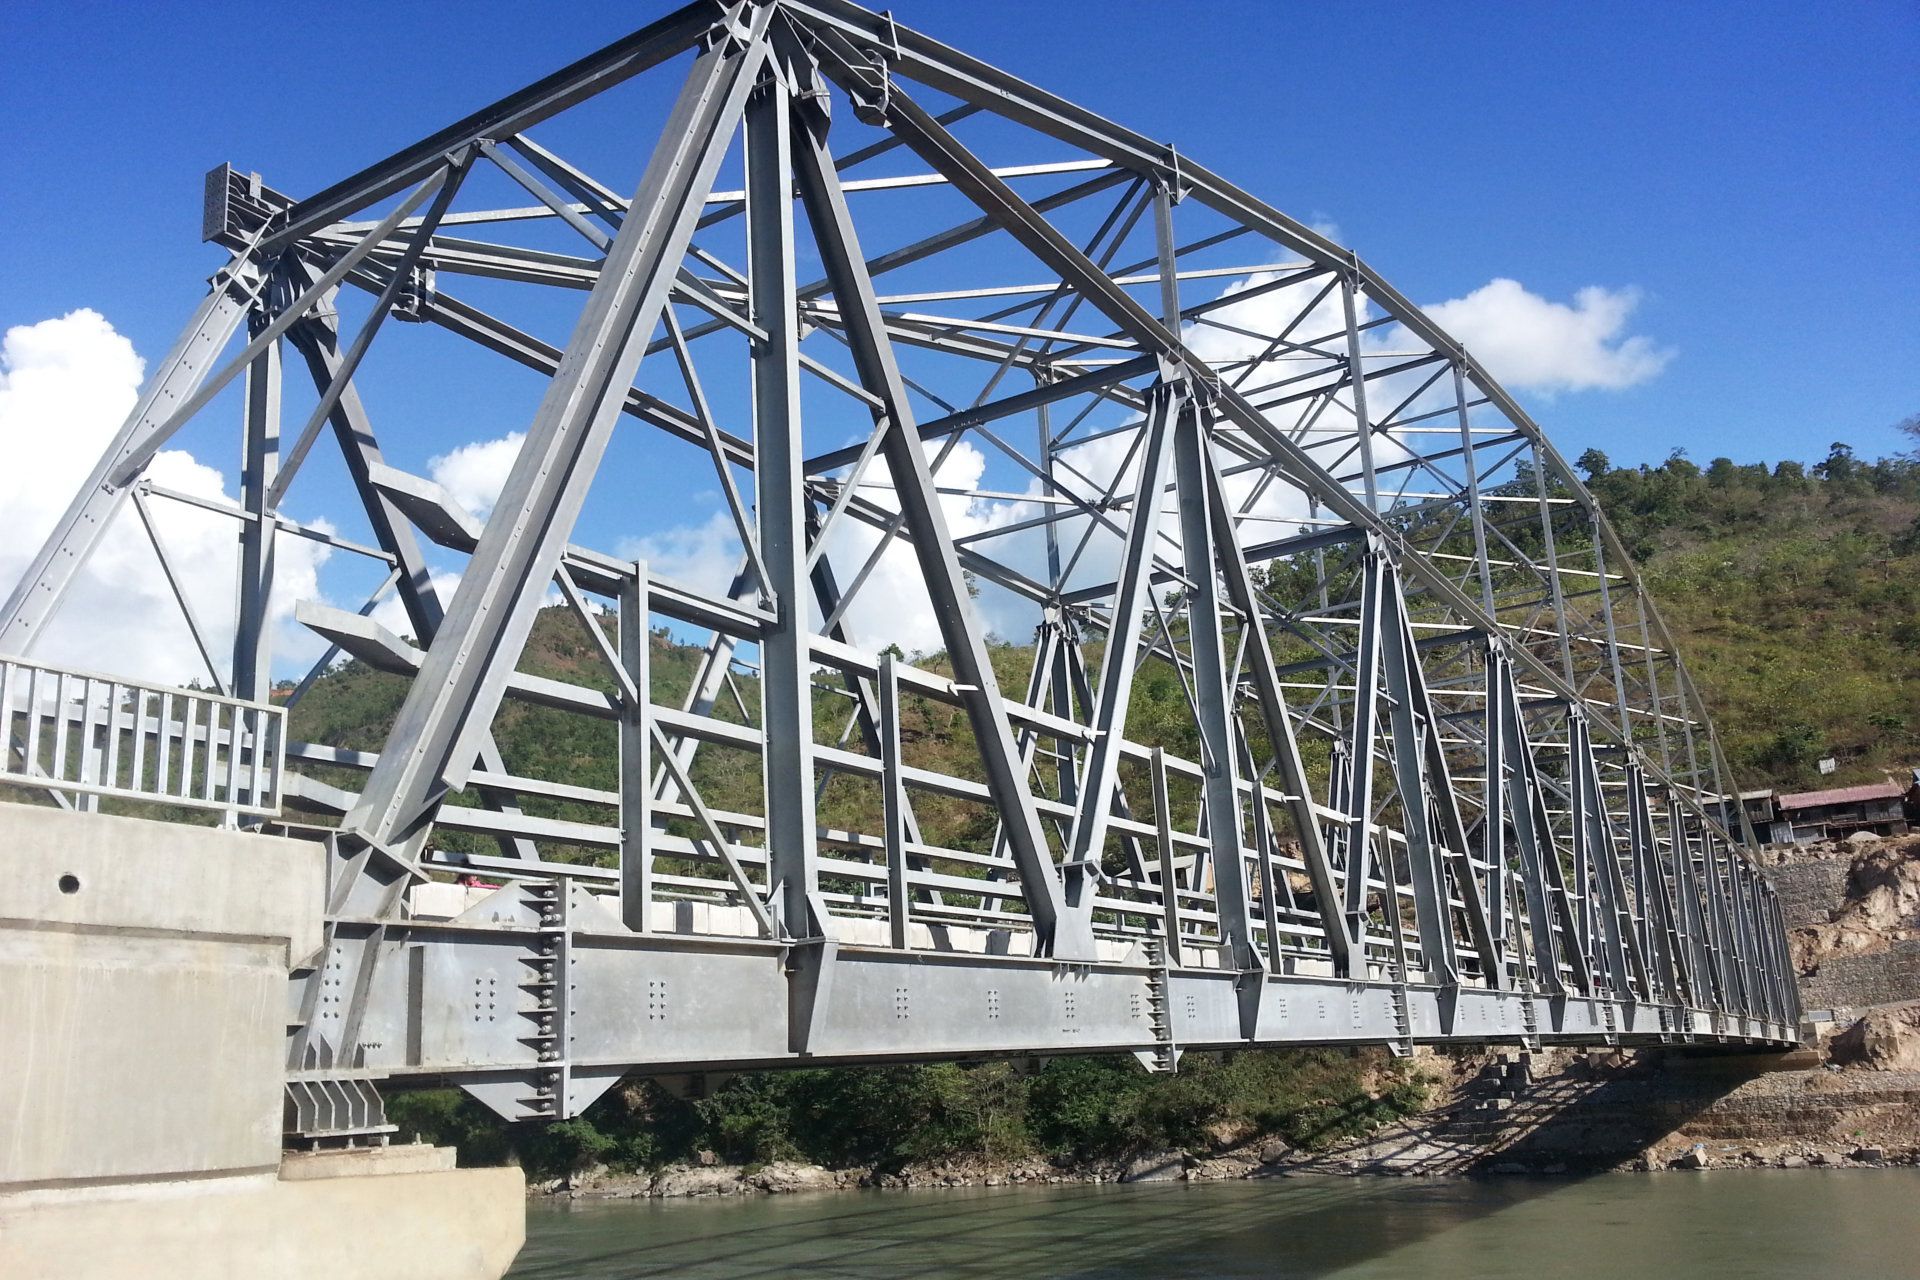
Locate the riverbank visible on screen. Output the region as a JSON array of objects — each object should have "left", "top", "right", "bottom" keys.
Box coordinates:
[{"left": 532, "top": 1039, "right": 1920, "bottom": 1201}]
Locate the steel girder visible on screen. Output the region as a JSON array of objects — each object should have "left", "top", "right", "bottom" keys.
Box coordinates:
[{"left": 0, "top": 0, "right": 1800, "bottom": 1126}]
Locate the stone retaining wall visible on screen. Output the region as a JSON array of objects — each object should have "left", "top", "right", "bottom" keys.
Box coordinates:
[
  {"left": 1767, "top": 857, "right": 1852, "bottom": 930},
  {"left": 1802, "top": 938, "right": 1920, "bottom": 1014}
]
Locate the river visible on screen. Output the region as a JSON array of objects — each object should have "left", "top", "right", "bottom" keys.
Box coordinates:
[{"left": 507, "top": 1168, "right": 1920, "bottom": 1278}]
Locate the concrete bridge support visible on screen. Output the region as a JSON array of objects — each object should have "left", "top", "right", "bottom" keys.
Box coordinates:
[{"left": 0, "top": 803, "right": 524, "bottom": 1279}]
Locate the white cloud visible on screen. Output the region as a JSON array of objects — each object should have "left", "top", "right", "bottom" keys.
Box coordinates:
[
  {"left": 620, "top": 509, "right": 743, "bottom": 601},
  {"left": 428, "top": 430, "right": 524, "bottom": 519},
  {"left": 822, "top": 439, "right": 1020, "bottom": 657},
  {"left": 369, "top": 570, "right": 465, "bottom": 646},
  {"left": 623, "top": 440, "right": 1041, "bottom": 659},
  {"left": 1423, "top": 278, "right": 1673, "bottom": 394},
  {"left": 0, "top": 309, "right": 332, "bottom": 687}
]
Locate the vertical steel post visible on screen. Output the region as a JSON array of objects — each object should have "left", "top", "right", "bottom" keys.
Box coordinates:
[
  {"left": 1529, "top": 445, "right": 1578, "bottom": 686},
  {"left": 1451, "top": 364, "right": 1497, "bottom": 616},
  {"left": 232, "top": 318, "right": 281, "bottom": 701},
  {"left": 879, "top": 652, "right": 909, "bottom": 949},
  {"left": 1152, "top": 746, "right": 1183, "bottom": 966},
  {"left": 747, "top": 65, "right": 829, "bottom": 941},
  {"left": 1339, "top": 271, "right": 1378, "bottom": 509},
  {"left": 1062, "top": 381, "right": 1180, "bottom": 916},
  {"left": 1172, "top": 398, "right": 1260, "bottom": 973},
  {"left": 1338, "top": 541, "right": 1389, "bottom": 958},
  {"left": 1482, "top": 645, "right": 1512, "bottom": 983},
  {"left": 619, "top": 563, "right": 652, "bottom": 932}
]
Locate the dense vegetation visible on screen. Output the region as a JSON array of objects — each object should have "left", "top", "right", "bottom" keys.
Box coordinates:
[
  {"left": 389, "top": 1049, "right": 1426, "bottom": 1180},
  {"left": 1576, "top": 428, "right": 1920, "bottom": 787}
]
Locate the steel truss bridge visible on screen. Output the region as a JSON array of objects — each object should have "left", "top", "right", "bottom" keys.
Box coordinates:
[{"left": 2, "top": 0, "right": 1797, "bottom": 1135}]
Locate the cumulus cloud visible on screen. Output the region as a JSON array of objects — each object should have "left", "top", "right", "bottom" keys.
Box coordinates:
[
  {"left": 369, "top": 570, "right": 465, "bottom": 646},
  {"left": 0, "top": 310, "right": 331, "bottom": 687},
  {"left": 622, "top": 440, "right": 1027, "bottom": 659},
  {"left": 428, "top": 430, "right": 524, "bottom": 519},
  {"left": 621, "top": 509, "right": 744, "bottom": 601},
  {"left": 1423, "top": 278, "right": 1673, "bottom": 394}
]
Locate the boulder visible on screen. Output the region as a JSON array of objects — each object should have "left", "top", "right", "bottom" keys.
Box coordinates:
[
  {"left": 747, "top": 1161, "right": 837, "bottom": 1194},
  {"left": 1850, "top": 1146, "right": 1885, "bottom": 1164},
  {"left": 1122, "top": 1151, "right": 1185, "bottom": 1183},
  {"left": 1839, "top": 1005, "right": 1920, "bottom": 1071},
  {"left": 654, "top": 1165, "right": 744, "bottom": 1197},
  {"left": 1186, "top": 1154, "right": 1260, "bottom": 1181}
]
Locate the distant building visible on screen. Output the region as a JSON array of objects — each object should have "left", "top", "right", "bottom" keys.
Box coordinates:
[
  {"left": 1774, "top": 781, "right": 1908, "bottom": 843},
  {"left": 1734, "top": 789, "right": 1781, "bottom": 842}
]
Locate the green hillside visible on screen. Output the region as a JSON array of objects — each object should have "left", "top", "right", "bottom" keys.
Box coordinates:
[{"left": 1579, "top": 434, "right": 1920, "bottom": 788}]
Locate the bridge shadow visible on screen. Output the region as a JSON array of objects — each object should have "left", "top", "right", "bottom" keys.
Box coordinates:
[
  {"left": 509, "top": 1173, "right": 1572, "bottom": 1279},
  {"left": 1283, "top": 1050, "right": 1753, "bottom": 1178}
]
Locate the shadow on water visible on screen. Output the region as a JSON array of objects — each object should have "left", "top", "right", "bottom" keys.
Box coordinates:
[
  {"left": 506, "top": 1175, "right": 1573, "bottom": 1280},
  {"left": 1286, "top": 1052, "right": 1750, "bottom": 1178},
  {"left": 504, "top": 1056, "right": 1814, "bottom": 1279}
]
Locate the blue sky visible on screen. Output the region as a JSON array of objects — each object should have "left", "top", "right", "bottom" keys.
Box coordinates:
[{"left": 5, "top": 0, "right": 1914, "bottom": 469}]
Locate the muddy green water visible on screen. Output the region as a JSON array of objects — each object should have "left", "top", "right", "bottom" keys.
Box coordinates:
[{"left": 508, "top": 1168, "right": 1920, "bottom": 1278}]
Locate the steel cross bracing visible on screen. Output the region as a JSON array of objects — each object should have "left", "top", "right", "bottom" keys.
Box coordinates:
[{"left": 0, "top": 0, "right": 1798, "bottom": 1129}]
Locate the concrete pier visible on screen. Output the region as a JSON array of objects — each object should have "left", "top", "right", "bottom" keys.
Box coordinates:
[{"left": 0, "top": 803, "right": 524, "bottom": 1279}]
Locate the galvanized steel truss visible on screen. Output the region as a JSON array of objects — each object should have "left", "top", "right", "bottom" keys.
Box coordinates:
[{"left": 0, "top": 0, "right": 1796, "bottom": 1127}]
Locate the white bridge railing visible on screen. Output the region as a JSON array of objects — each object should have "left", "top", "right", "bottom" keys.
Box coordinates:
[{"left": 0, "top": 654, "right": 285, "bottom": 819}]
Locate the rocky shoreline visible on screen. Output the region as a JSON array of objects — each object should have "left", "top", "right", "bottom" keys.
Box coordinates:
[
  {"left": 537, "top": 1131, "right": 1917, "bottom": 1203},
  {"left": 534, "top": 1032, "right": 1920, "bottom": 1201},
  {"left": 535, "top": 1135, "right": 1304, "bottom": 1201}
]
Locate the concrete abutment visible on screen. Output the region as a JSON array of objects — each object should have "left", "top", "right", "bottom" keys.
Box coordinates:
[{"left": 0, "top": 803, "right": 524, "bottom": 1279}]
